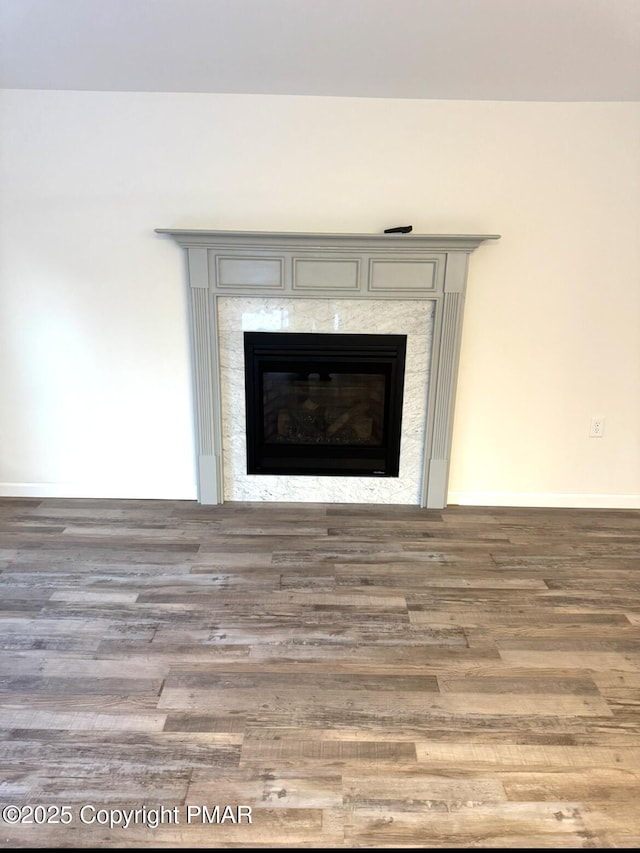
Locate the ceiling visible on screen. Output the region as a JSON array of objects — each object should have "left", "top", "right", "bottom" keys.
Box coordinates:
[{"left": 1, "top": 0, "right": 639, "bottom": 101}]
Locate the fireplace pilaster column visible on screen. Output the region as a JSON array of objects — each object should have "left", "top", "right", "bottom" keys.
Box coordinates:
[
  {"left": 425, "top": 252, "right": 469, "bottom": 508},
  {"left": 186, "top": 247, "right": 223, "bottom": 503}
]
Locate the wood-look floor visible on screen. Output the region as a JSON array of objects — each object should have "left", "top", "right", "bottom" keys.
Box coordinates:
[{"left": 1, "top": 497, "right": 639, "bottom": 849}]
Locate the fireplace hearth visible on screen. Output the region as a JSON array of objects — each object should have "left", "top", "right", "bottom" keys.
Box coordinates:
[{"left": 244, "top": 332, "right": 407, "bottom": 476}]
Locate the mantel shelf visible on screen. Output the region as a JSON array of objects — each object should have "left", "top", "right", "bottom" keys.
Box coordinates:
[{"left": 155, "top": 228, "right": 501, "bottom": 252}]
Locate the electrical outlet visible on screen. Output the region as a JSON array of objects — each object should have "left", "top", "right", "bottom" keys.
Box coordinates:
[{"left": 589, "top": 417, "right": 605, "bottom": 437}]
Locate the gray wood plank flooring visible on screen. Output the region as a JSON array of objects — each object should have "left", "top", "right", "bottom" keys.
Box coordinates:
[{"left": 0, "top": 498, "right": 639, "bottom": 848}]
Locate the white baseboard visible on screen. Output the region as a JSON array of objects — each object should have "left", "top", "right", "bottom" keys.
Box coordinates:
[
  {"left": 447, "top": 491, "right": 640, "bottom": 509},
  {"left": 0, "top": 483, "right": 197, "bottom": 500},
  {"left": 2, "top": 483, "right": 639, "bottom": 510}
]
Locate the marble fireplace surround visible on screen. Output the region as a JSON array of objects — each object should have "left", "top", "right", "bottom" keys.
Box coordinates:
[{"left": 156, "top": 229, "right": 499, "bottom": 508}]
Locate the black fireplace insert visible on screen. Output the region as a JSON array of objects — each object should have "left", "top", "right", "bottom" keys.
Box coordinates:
[{"left": 243, "top": 331, "right": 407, "bottom": 476}]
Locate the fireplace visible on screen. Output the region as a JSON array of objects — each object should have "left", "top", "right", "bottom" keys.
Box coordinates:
[
  {"left": 243, "top": 332, "right": 407, "bottom": 477},
  {"left": 155, "top": 228, "right": 500, "bottom": 507}
]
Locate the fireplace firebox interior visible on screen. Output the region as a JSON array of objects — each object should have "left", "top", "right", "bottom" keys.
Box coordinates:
[{"left": 244, "top": 332, "right": 407, "bottom": 476}]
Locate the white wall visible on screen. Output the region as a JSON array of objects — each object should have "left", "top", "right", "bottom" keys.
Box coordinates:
[{"left": 0, "top": 90, "right": 638, "bottom": 506}]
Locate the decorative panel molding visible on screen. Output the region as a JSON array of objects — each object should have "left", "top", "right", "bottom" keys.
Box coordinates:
[
  {"left": 215, "top": 256, "right": 284, "bottom": 290},
  {"left": 368, "top": 257, "right": 443, "bottom": 293},
  {"left": 292, "top": 258, "right": 360, "bottom": 291},
  {"left": 157, "top": 229, "right": 500, "bottom": 508}
]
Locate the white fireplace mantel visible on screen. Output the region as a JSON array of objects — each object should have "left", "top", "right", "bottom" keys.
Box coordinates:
[{"left": 156, "top": 229, "right": 500, "bottom": 508}]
